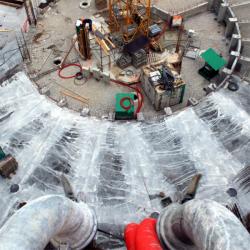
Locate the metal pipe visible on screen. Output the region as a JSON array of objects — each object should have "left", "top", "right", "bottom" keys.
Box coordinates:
[
  {"left": 157, "top": 199, "right": 250, "bottom": 250},
  {"left": 0, "top": 195, "right": 97, "bottom": 250}
]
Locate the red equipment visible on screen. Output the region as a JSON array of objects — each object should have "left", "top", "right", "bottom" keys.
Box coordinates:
[{"left": 125, "top": 218, "right": 163, "bottom": 250}]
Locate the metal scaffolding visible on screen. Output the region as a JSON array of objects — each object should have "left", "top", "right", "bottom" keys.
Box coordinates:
[{"left": 108, "top": 0, "right": 151, "bottom": 42}]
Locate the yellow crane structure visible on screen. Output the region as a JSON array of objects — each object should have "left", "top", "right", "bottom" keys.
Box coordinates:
[{"left": 108, "top": 0, "right": 151, "bottom": 42}]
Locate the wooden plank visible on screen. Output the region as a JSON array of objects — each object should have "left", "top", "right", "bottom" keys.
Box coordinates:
[
  {"left": 0, "top": 0, "right": 24, "bottom": 8},
  {"left": 0, "top": 28, "right": 13, "bottom": 32},
  {"left": 0, "top": 1, "right": 21, "bottom": 8},
  {"left": 1, "top": 0, "right": 24, "bottom": 4},
  {"left": 60, "top": 90, "right": 89, "bottom": 104}
]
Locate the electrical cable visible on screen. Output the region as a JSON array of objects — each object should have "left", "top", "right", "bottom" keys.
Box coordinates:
[
  {"left": 120, "top": 96, "right": 134, "bottom": 111},
  {"left": 110, "top": 79, "right": 144, "bottom": 114},
  {"left": 58, "top": 63, "right": 82, "bottom": 79},
  {"left": 57, "top": 63, "right": 143, "bottom": 114}
]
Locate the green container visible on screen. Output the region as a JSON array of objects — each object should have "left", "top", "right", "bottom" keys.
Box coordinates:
[
  {"left": 0, "top": 147, "right": 6, "bottom": 161},
  {"left": 115, "top": 93, "right": 135, "bottom": 120}
]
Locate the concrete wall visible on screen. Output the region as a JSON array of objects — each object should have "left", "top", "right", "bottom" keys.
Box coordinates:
[
  {"left": 152, "top": 0, "right": 245, "bottom": 85},
  {"left": 210, "top": 0, "right": 244, "bottom": 82},
  {"left": 178, "top": 2, "right": 208, "bottom": 18},
  {"left": 151, "top": 2, "right": 208, "bottom": 22}
]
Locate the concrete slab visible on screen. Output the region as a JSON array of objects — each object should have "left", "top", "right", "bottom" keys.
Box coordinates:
[
  {"left": 231, "top": 2, "right": 250, "bottom": 20},
  {"left": 178, "top": 12, "right": 229, "bottom": 109},
  {"left": 152, "top": 0, "right": 208, "bottom": 15}
]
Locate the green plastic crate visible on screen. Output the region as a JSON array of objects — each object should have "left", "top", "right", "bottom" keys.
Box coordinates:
[{"left": 115, "top": 93, "right": 135, "bottom": 120}]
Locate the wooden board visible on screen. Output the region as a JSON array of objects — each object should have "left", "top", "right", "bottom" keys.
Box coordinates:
[{"left": 0, "top": 0, "right": 24, "bottom": 8}]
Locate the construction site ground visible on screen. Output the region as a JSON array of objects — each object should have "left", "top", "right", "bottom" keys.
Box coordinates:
[{"left": 24, "top": 0, "right": 229, "bottom": 118}]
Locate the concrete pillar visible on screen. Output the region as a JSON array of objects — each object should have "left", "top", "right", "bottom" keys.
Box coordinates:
[
  {"left": 217, "top": 3, "right": 229, "bottom": 22},
  {"left": 102, "top": 71, "right": 110, "bottom": 83},
  {"left": 229, "top": 34, "right": 241, "bottom": 52},
  {"left": 227, "top": 51, "right": 240, "bottom": 68},
  {"left": 225, "top": 18, "right": 238, "bottom": 38}
]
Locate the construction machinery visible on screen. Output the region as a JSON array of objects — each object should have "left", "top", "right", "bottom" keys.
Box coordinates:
[
  {"left": 115, "top": 93, "right": 135, "bottom": 120},
  {"left": 76, "top": 19, "right": 92, "bottom": 60},
  {"left": 108, "top": 0, "right": 151, "bottom": 42}
]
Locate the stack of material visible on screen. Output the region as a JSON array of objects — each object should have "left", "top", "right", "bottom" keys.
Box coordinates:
[
  {"left": 141, "top": 63, "right": 186, "bottom": 110},
  {"left": 95, "top": 0, "right": 107, "bottom": 10},
  {"left": 0, "top": 155, "right": 18, "bottom": 178},
  {"left": 111, "top": 35, "right": 124, "bottom": 48},
  {"left": 149, "top": 24, "right": 162, "bottom": 37},
  {"left": 132, "top": 49, "right": 147, "bottom": 68},
  {"left": 116, "top": 54, "right": 132, "bottom": 69}
]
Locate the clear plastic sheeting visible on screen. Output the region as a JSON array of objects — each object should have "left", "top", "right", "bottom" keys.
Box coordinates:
[
  {"left": 0, "top": 72, "right": 250, "bottom": 249},
  {"left": 195, "top": 89, "right": 250, "bottom": 167},
  {"left": 194, "top": 84, "right": 250, "bottom": 219}
]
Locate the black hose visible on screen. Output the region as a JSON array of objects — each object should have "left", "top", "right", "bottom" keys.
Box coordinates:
[{"left": 228, "top": 81, "right": 239, "bottom": 92}]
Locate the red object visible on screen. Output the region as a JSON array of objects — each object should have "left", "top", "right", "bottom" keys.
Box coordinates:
[
  {"left": 58, "top": 63, "right": 82, "bottom": 79},
  {"left": 57, "top": 69, "right": 144, "bottom": 114},
  {"left": 120, "top": 97, "right": 134, "bottom": 111},
  {"left": 125, "top": 223, "right": 139, "bottom": 250},
  {"left": 136, "top": 219, "right": 162, "bottom": 250},
  {"left": 125, "top": 219, "right": 163, "bottom": 250},
  {"left": 22, "top": 19, "right": 29, "bottom": 33},
  {"left": 110, "top": 79, "right": 144, "bottom": 114}
]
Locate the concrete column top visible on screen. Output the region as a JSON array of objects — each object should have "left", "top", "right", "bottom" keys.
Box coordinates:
[
  {"left": 229, "top": 17, "right": 238, "bottom": 22},
  {"left": 221, "top": 3, "right": 229, "bottom": 7},
  {"left": 232, "top": 34, "right": 241, "bottom": 39},
  {"left": 231, "top": 51, "right": 240, "bottom": 57}
]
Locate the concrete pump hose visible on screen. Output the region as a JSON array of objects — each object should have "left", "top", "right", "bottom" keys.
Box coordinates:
[
  {"left": 157, "top": 199, "right": 250, "bottom": 250},
  {"left": 0, "top": 195, "right": 97, "bottom": 250}
]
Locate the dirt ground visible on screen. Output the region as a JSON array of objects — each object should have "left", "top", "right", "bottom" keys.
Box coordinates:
[{"left": 24, "top": 0, "right": 228, "bottom": 117}]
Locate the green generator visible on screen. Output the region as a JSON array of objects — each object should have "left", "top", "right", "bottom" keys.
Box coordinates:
[{"left": 115, "top": 93, "right": 135, "bottom": 120}]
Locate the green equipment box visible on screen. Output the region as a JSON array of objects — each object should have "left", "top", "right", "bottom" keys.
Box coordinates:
[{"left": 115, "top": 93, "right": 135, "bottom": 120}]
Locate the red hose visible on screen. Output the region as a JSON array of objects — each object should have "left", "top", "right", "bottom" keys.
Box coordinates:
[
  {"left": 57, "top": 68, "right": 144, "bottom": 114},
  {"left": 58, "top": 64, "right": 82, "bottom": 79},
  {"left": 110, "top": 79, "right": 144, "bottom": 114},
  {"left": 120, "top": 97, "right": 134, "bottom": 111},
  {"left": 125, "top": 219, "right": 163, "bottom": 250},
  {"left": 135, "top": 218, "right": 163, "bottom": 250},
  {"left": 125, "top": 223, "right": 138, "bottom": 250}
]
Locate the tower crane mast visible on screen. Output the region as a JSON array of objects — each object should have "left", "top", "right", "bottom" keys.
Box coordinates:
[{"left": 108, "top": 0, "right": 151, "bottom": 42}]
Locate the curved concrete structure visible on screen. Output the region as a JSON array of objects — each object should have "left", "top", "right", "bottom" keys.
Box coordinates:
[
  {"left": 1, "top": 72, "right": 250, "bottom": 248},
  {"left": 157, "top": 199, "right": 250, "bottom": 250},
  {"left": 0, "top": 195, "right": 97, "bottom": 250},
  {"left": 210, "top": 0, "right": 250, "bottom": 80},
  {"left": 1, "top": 0, "right": 250, "bottom": 248}
]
